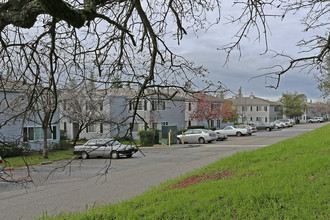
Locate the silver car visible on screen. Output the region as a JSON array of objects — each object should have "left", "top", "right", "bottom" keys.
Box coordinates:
[
  {"left": 74, "top": 138, "right": 138, "bottom": 159},
  {"left": 177, "top": 129, "right": 217, "bottom": 144}
]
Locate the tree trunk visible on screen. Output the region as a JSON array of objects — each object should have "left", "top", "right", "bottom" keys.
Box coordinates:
[{"left": 42, "top": 126, "right": 48, "bottom": 159}]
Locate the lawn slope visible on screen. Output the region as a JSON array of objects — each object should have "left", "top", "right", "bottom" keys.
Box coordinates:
[{"left": 43, "top": 124, "right": 330, "bottom": 219}]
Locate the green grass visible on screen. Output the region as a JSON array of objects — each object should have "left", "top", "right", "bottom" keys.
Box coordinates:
[
  {"left": 42, "top": 124, "right": 329, "bottom": 219},
  {"left": 3, "top": 149, "right": 75, "bottom": 168}
]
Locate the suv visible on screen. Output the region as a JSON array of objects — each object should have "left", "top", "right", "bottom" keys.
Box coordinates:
[{"left": 308, "top": 117, "right": 324, "bottom": 123}]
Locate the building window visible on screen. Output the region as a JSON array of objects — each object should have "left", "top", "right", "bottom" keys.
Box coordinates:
[
  {"left": 99, "top": 101, "right": 103, "bottom": 111},
  {"left": 64, "top": 122, "right": 67, "bottom": 132},
  {"left": 188, "top": 103, "right": 192, "bottom": 111},
  {"left": 211, "top": 120, "right": 214, "bottom": 127},
  {"left": 250, "top": 106, "right": 253, "bottom": 111},
  {"left": 87, "top": 124, "right": 96, "bottom": 133},
  {"left": 100, "top": 124, "right": 103, "bottom": 133},
  {"left": 256, "top": 106, "right": 260, "bottom": 111},
  {"left": 264, "top": 106, "right": 267, "bottom": 111},
  {"left": 130, "top": 100, "right": 144, "bottom": 111},
  {"left": 188, "top": 120, "right": 191, "bottom": 127},
  {"left": 23, "top": 126, "right": 57, "bottom": 141},
  {"left": 242, "top": 106, "right": 247, "bottom": 112},
  {"left": 161, "top": 121, "right": 168, "bottom": 126},
  {"left": 265, "top": 117, "right": 268, "bottom": 122},
  {"left": 152, "top": 100, "right": 165, "bottom": 110}
]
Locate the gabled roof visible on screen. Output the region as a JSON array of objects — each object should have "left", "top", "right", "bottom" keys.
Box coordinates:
[{"left": 228, "top": 95, "right": 282, "bottom": 106}]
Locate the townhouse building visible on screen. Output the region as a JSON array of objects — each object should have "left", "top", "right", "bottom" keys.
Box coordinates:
[
  {"left": 61, "top": 88, "right": 186, "bottom": 140},
  {"left": 0, "top": 81, "right": 60, "bottom": 150},
  {"left": 228, "top": 94, "right": 282, "bottom": 123},
  {"left": 185, "top": 93, "right": 228, "bottom": 128}
]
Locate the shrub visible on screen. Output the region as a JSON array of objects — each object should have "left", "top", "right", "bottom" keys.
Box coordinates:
[
  {"left": 0, "top": 142, "right": 31, "bottom": 158},
  {"left": 188, "top": 125, "right": 205, "bottom": 129},
  {"left": 138, "top": 130, "right": 154, "bottom": 146}
]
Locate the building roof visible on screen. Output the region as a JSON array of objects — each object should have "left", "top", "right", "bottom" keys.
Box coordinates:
[{"left": 228, "top": 95, "right": 282, "bottom": 106}]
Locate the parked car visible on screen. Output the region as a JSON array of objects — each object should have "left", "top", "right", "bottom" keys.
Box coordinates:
[
  {"left": 74, "top": 138, "right": 138, "bottom": 159},
  {"left": 288, "top": 119, "right": 296, "bottom": 126},
  {"left": 215, "top": 126, "right": 249, "bottom": 136},
  {"left": 0, "top": 156, "right": 3, "bottom": 176},
  {"left": 279, "top": 119, "right": 293, "bottom": 127},
  {"left": 271, "top": 120, "right": 286, "bottom": 129},
  {"left": 215, "top": 131, "right": 228, "bottom": 141},
  {"left": 236, "top": 124, "right": 256, "bottom": 135},
  {"left": 246, "top": 121, "right": 275, "bottom": 132},
  {"left": 177, "top": 129, "right": 217, "bottom": 144},
  {"left": 308, "top": 117, "right": 324, "bottom": 123}
]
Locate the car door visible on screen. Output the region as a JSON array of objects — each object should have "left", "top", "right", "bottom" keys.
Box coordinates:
[
  {"left": 95, "top": 139, "right": 107, "bottom": 157},
  {"left": 183, "top": 130, "right": 194, "bottom": 143},
  {"left": 84, "top": 140, "right": 99, "bottom": 156},
  {"left": 224, "top": 126, "right": 234, "bottom": 135},
  {"left": 193, "top": 130, "right": 203, "bottom": 143}
]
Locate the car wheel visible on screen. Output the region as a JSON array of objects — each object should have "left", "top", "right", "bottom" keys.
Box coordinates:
[
  {"left": 236, "top": 132, "right": 242, "bottom": 137},
  {"left": 266, "top": 127, "right": 271, "bottom": 132},
  {"left": 111, "top": 151, "right": 119, "bottom": 159},
  {"left": 198, "top": 137, "right": 205, "bottom": 144},
  {"left": 126, "top": 154, "right": 132, "bottom": 158},
  {"left": 81, "top": 151, "right": 89, "bottom": 159},
  {"left": 177, "top": 138, "right": 182, "bottom": 144}
]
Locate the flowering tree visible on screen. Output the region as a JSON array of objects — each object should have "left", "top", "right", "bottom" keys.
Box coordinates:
[{"left": 188, "top": 94, "right": 235, "bottom": 128}]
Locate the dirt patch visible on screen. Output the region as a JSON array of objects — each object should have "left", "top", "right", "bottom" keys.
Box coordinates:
[{"left": 170, "top": 170, "right": 234, "bottom": 189}]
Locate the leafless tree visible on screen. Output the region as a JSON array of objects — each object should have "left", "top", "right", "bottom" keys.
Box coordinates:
[{"left": 219, "top": 1, "right": 329, "bottom": 91}]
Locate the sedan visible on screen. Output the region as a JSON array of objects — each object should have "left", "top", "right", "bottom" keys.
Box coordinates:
[
  {"left": 74, "top": 138, "right": 138, "bottom": 159},
  {"left": 177, "top": 129, "right": 217, "bottom": 144},
  {"left": 215, "top": 131, "right": 228, "bottom": 141},
  {"left": 247, "top": 121, "right": 275, "bottom": 132},
  {"left": 215, "top": 126, "right": 249, "bottom": 136}
]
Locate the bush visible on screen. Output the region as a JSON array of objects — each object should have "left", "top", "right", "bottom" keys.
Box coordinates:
[
  {"left": 50, "top": 140, "right": 72, "bottom": 151},
  {"left": 187, "top": 125, "right": 205, "bottom": 129},
  {"left": 0, "top": 142, "right": 31, "bottom": 158},
  {"left": 138, "top": 130, "right": 154, "bottom": 146}
]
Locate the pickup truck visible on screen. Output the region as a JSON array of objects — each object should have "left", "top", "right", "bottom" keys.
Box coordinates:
[{"left": 308, "top": 117, "right": 324, "bottom": 123}]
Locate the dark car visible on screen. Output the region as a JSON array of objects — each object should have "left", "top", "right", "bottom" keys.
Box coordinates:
[{"left": 246, "top": 121, "right": 275, "bottom": 132}]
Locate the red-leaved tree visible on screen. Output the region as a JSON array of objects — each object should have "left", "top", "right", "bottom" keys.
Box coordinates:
[{"left": 188, "top": 94, "right": 235, "bottom": 128}]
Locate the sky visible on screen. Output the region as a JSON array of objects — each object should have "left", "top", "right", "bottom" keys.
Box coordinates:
[{"left": 168, "top": 2, "right": 325, "bottom": 102}]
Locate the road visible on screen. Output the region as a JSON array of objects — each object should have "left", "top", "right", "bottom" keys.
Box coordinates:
[{"left": 0, "top": 122, "right": 327, "bottom": 219}]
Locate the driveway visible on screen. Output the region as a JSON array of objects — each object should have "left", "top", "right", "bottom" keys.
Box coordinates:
[{"left": 0, "top": 122, "right": 327, "bottom": 219}]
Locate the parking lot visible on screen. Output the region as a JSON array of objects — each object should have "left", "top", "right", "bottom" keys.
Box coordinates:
[{"left": 0, "top": 122, "right": 327, "bottom": 220}]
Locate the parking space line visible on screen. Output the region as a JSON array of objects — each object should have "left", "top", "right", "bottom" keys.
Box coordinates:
[{"left": 205, "top": 145, "right": 268, "bottom": 148}]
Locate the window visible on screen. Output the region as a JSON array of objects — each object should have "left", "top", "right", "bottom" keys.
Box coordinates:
[
  {"left": 211, "top": 120, "right": 214, "bottom": 127},
  {"left": 99, "top": 101, "right": 103, "bottom": 111},
  {"left": 152, "top": 100, "right": 165, "bottom": 110},
  {"left": 100, "top": 123, "right": 103, "bottom": 133},
  {"left": 250, "top": 106, "right": 253, "bottom": 111},
  {"left": 188, "top": 103, "right": 192, "bottom": 111},
  {"left": 256, "top": 106, "right": 260, "bottom": 111},
  {"left": 87, "top": 124, "right": 96, "bottom": 133},
  {"left": 264, "top": 106, "right": 268, "bottom": 111},
  {"left": 256, "top": 117, "right": 260, "bottom": 121},
  {"left": 161, "top": 121, "right": 168, "bottom": 126},
  {"left": 242, "top": 106, "right": 247, "bottom": 112},
  {"left": 129, "top": 100, "right": 144, "bottom": 111},
  {"left": 265, "top": 117, "right": 268, "bottom": 122},
  {"left": 64, "top": 122, "right": 67, "bottom": 132},
  {"left": 23, "top": 126, "right": 57, "bottom": 141}
]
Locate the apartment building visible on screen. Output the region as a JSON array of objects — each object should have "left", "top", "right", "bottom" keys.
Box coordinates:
[{"left": 228, "top": 94, "right": 282, "bottom": 123}]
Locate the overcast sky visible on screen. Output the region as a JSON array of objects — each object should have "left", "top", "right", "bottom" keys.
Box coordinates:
[{"left": 168, "top": 3, "right": 325, "bottom": 102}]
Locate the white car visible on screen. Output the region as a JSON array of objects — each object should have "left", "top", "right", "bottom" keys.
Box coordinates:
[
  {"left": 177, "top": 129, "right": 218, "bottom": 144},
  {"left": 308, "top": 117, "right": 324, "bottom": 123},
  {"left": 215, "top": 126, "right": 249, "bottom": 136},
  {"left": 74, "top": 138, "right": 138, "bottom": 159},
  {"left": 272, "top": 120, "right": 286, "bottom": 129}
]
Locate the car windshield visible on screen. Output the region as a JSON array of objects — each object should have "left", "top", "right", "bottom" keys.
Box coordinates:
[{"left": 104, "top": 139, "right": 120, "bottom": 145}]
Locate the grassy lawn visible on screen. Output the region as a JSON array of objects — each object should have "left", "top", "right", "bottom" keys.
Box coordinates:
[
  {"left": 40, "top": 124, "right": 330, "bottom": 219},
  {"left": 3, "top": 149, "right": 75, "bottom": 168}
]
